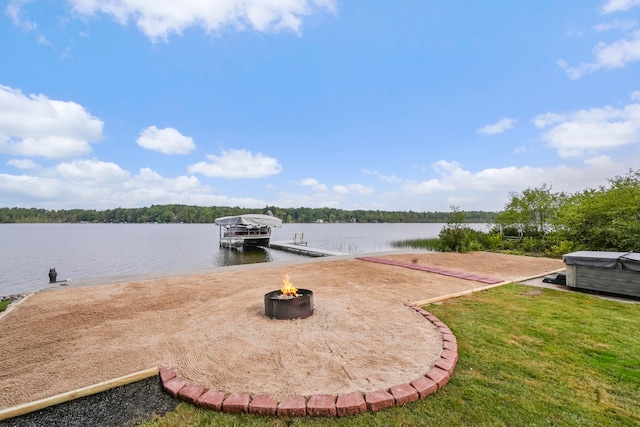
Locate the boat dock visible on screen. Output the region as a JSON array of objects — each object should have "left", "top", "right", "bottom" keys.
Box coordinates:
[{"left": 269, "top": 241, "right": 348, "bottom": 257}]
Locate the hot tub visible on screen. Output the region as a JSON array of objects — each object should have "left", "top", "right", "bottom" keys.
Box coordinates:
[{"left": 563, "top": 251, "right": 640, "bottom": 299}]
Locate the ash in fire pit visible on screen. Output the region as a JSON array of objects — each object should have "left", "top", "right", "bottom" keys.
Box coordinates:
[{"left": 264, "top": 275, "right": 314, "bottom": 320}]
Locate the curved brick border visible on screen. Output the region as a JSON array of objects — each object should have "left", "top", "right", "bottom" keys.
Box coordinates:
[{"left": 160, "top": 302, "right": 457, "bottom": 417}]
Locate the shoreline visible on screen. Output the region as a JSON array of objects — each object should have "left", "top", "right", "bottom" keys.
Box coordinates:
[{"left": 36, "top": 249, "right": 425, "bottom": 291}]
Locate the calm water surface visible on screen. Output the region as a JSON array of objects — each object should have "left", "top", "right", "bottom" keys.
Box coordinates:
[{"left": 0, "top": 222, "right": 488, "bottom": 295}]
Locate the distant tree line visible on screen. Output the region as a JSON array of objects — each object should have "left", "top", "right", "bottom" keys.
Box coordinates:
[
  {"left": 6, "top": 170, "right": 637, "bottom": 255},
  {"left": 0, "top": 205, "right": 497, "bottom": 224}
]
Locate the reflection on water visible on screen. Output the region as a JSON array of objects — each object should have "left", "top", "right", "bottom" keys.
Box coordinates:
[{"left": 212, "top": 246, "right": 274, "bottom": 266}]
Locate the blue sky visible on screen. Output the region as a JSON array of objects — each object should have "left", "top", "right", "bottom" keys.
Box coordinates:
[{"left": 1, "top": 0, "right": 639, "bottom": 212}]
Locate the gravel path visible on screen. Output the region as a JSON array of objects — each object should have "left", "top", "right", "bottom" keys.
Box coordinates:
[{"left": 0, "top": 376, "right": 178, "bottom": 427}]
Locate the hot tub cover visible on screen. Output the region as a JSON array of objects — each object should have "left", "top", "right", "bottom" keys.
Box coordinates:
[
  {"left": 563, "top": 251, "right": 640, "bottom": 271},
  {"left": 619, "top": 252, "right": 640, "bottom": 272},
  {"left": 563, "top": 251, "right": 625, "bottom": 269}
]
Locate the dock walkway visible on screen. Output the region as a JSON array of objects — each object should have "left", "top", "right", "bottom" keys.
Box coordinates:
[{"left": 269, "top": 241, "right": 348, "bottom": 257}]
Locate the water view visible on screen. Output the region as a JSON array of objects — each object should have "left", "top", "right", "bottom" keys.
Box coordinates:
[{"left": 0, "top": 222, "right": 490, "bottom": 295}]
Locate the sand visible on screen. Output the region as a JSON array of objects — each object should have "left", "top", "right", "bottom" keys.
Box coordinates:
[{"left": 0, "top": 251, "right": 564, "bottom": 410}]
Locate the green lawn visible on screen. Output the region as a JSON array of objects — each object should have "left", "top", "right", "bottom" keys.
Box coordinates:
[{"left": 141, "top": 285, "right": 640, "bottom": 427}]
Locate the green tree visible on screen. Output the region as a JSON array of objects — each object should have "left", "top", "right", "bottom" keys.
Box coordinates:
[
  {"left": 438, "top": 206, "right": 474, "bottom": 252},
  {"left": 555, "top": 170, "right": 640, "bottom": 251},
  {"left": 496, "top": 183, "right": 558, "bottom": 237}
]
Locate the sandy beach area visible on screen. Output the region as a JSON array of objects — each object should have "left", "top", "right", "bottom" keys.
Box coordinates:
[{"left": 0, "top": 251, "right": 564, "bottom": 410}]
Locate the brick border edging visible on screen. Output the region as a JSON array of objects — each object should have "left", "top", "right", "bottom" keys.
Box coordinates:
[
  {"left": 159, "top": 302, "right": 458, "bottom": 417},
  {"left": 357, "top": 256, "right": 503, "bottom": 284}
]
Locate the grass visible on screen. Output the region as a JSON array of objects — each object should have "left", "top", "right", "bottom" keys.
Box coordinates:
[
  {"left": 140, "top": 285, "right": 640, "bottom": 427},
  {"left": 0, "top": 298, "right": 13, "bottom": 312},
  {"left": 391, "top": 238, "right": 441, "bottom": 251}
]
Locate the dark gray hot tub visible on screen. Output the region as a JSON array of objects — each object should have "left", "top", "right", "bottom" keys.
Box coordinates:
[{"left": 563, "top": 251, "right": 640, "bottom": 299}]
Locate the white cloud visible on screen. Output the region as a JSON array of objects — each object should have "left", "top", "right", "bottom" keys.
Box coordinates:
[
  {"left": 594, "top": 18, "right": 637, "bottom": 32},
  {"left": 188, "top": 149, "right": 282, "bottom": 178},
  {"left": 408, "top": 160, "right": 549, "bottom": 195},
  {"left": 533, "top": 99, "right": 640, "bottom": 157},
  {"left": 431, "top": 159, "right": 463, "bottom": 175},
  {"left": 0, "top": 173, "right": 64, "bottom": 201},
  {"left": 476, "top": 117, "right": 517, "bottom": 135},
  {"left": 299, "top": 178, "right": 327, "bottom": 192},
  {"left": 55, "top": 159, "right": 130, "bottom": 183},
  {"left": 122, "top": 167, "right": 261, "bottom": 206},
  {"left": 136, "top": 126, "right": 195, "bottom": 155},
  {"left": 68, "top": 0, "right": 337, "bottom": 41},
  {"left": 631, "top": 90, "right": 640, "bottom": 101},
  {"left": 591, "top": 30, "right": 640, "bottom": 67},
  {"left": 362, "top": 169, "right": 402, "bottom": 183},
  {"left": 559, "top": 30, "right": 640, "bottom": 79},
  {"left": 125, "top": 168, "right": 206, "bottom": 194},
  {"left": 583, "top": 154, "right": 620, "bottom": 169},
  {"left": 602, "top": 0, "right": 640, "bottom": 13},
  {"left": 403, "top": 178, "right": 454, "bottom": 195},
  {"left": 330, "top": 183, "right": 373, "bottom": 195},
  {"left": 515, "top": 146, "right": 527, "bottom": 154},
  {"left": 0, "top": 161, "right": 264, "bottom": 209},
  {"left": 2, "top": 152, "right": 636, "bottom": 211},
  {"left": 36, "top": 34, "right": 53, "bottom": 46},
  {"left": 300, "top": 178, "right": 319, "bottom": 186},
  {"left": 332, "top": 184, "right": 349, "bottom": 194},
  {"left": 470, "top": 166, "right": 547, "bottom": 191},
  {"left": 432, "top": 160, "right": 546, "bottom": 193},
  {"left": 348, "top": 183, "right": 374, "bottom": 194},
  {"left": 398, "top": 155, "right": 633, "bottom": 211},
  {"left": 7, "top": 158, "right": 38, "bottom": 169},
  {"left": 5, "top": 0, "right": 37, "bottom": 31},
  {"left": 380, "top": 174, "right": 401, "bottom": 183},
  {"left": 273, "top": 190, "right": 341, "bottom": 209},
  {"left": 0, "top": 85, "right": 103, "bottom": 159}
]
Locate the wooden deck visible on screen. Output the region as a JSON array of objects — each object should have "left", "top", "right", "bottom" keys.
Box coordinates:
[{"left": 269, "top": 241, "right": 348, "bottom": 257}]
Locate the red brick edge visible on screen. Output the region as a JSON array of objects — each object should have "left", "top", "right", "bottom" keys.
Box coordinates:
[
  {"left": 357, "top": 256, "right": 503, "bottom": 284},
  {"left": 160, "top": 302, "right": 457, "bottom": 417}
]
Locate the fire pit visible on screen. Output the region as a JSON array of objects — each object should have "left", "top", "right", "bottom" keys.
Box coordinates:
[{"left": 264, "top": 275, "right": 314, "bottom": 320}]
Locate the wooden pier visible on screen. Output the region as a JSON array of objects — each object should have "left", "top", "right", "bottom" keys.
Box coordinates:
[{"left": 269, "top": 241, "right": 348, "bottom": 257}]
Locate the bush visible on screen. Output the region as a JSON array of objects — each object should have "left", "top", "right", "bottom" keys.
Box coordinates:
[{"left": 439, "top": 225, "right": 475, "bottom": 252}]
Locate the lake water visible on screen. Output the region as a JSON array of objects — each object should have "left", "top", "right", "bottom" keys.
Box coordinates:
[{"left": 0, "top": 222, "right": 489, "bottom": 295}]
